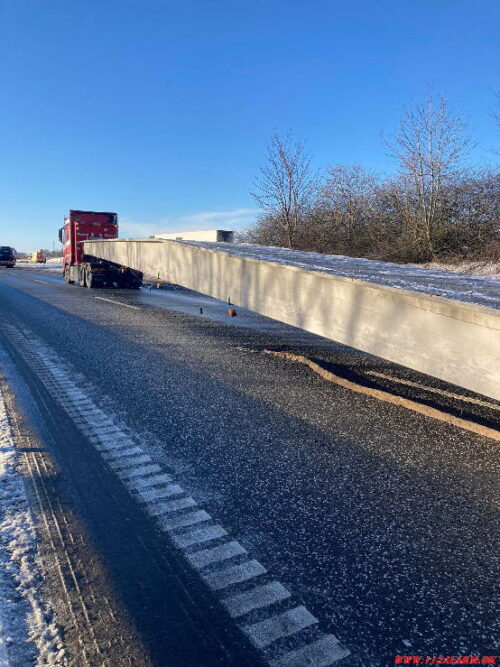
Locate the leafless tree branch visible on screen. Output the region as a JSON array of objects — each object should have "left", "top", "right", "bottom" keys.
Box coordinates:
[{"left": 250, "top": 130, "right": 319, "bottom": 248}]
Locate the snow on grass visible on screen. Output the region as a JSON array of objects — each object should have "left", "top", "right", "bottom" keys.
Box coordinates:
[
  {"left": 0, "top": 387, "right": 66, "bottom": 665},
  {"left": 417, "top": 260, "right": 500, "bottom": 279},
  {"left": 15, "top": 259, "right": 62, "bottom": 274}
]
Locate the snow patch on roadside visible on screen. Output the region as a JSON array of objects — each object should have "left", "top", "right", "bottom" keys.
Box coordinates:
[
  {"left": 0, "top": 387, "right": 66, "bottom": 665},
  {"left": 416, "top": 260, "right": 500, "bottom": 279},
  {"left": 15, "top": 258, "right": 62, "bottom": 274}
]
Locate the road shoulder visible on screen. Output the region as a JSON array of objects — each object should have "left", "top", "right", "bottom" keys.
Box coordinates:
[{"left": 0, "top": 378, "right": 65, "bottom": 665}]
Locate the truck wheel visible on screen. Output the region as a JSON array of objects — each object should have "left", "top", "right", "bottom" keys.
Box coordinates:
[{"left": 64, "top": 267, "right": 74, "bottom": 284}]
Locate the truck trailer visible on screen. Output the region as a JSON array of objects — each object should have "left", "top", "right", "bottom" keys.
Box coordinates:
[{"left": 59, "top": 210, "right": 142, "bottom": 288}]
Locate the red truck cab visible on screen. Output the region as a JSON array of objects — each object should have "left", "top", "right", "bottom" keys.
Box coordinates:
[
  {"left": 60, "top": 210, "right": 118, "bottom": 267},
  {"left": 59, "top": 210, "right": 141, "bottom": 288}
]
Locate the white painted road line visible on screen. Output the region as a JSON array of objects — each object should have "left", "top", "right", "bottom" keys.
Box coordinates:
[
  {"left": 102, "top": 445, "right": 143, "bottom": 461},
  {"left": 94, "top": 296, "right": 140, "bottom": 310},
  {"left": 86, "top": 426, "right": 118, "bottom": 437},
  {"left": 243, "top": 606, "right": 318, "bottom": 649},
  {"left": 108, "top": 454, "right": 152, "bottom": 470},
  {"left": 93, "top": 426, "right": 123, "bottom": 438},
  {"left": 66, "top": 389, "right": 85, "bottom": 398},
  {"left": 117, "top": 464, "right": 162, "bottom": 480},
  {"left": 222, "top": 581, "right": 290, "bottom": 618},
  {"left": 202, "top": 559, "right": 267, "bottom": 592},
  {"left": 87, "top": 415, "right": 116, "bottom": 428},
  {"left": 127, "top": 473, "right": 173, "bottom": 491},
  {"left": 73, "top": 403, "right": 95, "bottom": 412},
  {"left": 270, "top": 634, "right": 350, "bottom": 666},
  {"left": 160, "top": 510, "right": 211, "bottom": 531},
  {"left": 96, "top": 429, "right": 131, "bottom": 441},
  {"left": 174, "top": 524, "right": 227, "bottom": 548},
  {"left": 97, "top": 437, "right": 136, "bottom": 450},
  {"left": 102, "top": 446, "right": 143, "bottom": 461},
  {"left": 188, "top": 541, "right": 247, "bottom": 569},
  {"left": 149, "top": 496, "right": 196, "bottom": 516},
  {"left": 139, "top": 484, "right": 184, "bottom": 501},
  {"left": 72, "top": 407, "right": 105, "bottom": 418},
  {"left": 367, "top": 369, "right": 500, "bottom": 411}
]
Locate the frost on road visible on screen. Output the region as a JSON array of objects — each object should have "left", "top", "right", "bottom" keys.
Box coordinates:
[{"left": 0, "top": 385, "right": 65, "bottom": 666}]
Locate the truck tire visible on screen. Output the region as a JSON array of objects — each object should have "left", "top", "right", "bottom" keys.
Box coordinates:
[
  {"left": 64, "top": 267, "right": 74, "bottom": 284},
  {"left": 86, "top": 271, "right": 95, "bottom": 288}
]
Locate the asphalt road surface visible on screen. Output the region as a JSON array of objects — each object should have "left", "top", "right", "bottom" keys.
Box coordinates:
[{"left": 0, "top": 266, "right": 498, "bottom": 667}]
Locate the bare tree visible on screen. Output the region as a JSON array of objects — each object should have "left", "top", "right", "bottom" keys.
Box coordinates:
[
  {"left": 492, "top": 91, "right": 500, "bottom": 128},
  {"left": 251, "top": 130, "right": 319, "bottom": 248},
  {"left": 490, "top": 91, "right": 500, "bottom": 156},
  {"left": 318, "top": 165, "right": 379, "bottom": 255},
  {"left": 384, "top": 92, "right": 474, "bottom": 258},
  {"left": 441, "top": 169, "right": 500, "bottom": 258}
]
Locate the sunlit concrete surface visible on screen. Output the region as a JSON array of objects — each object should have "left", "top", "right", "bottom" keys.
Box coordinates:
[{"left": 84, "top": 239, "right": 500, "bottom": 400}]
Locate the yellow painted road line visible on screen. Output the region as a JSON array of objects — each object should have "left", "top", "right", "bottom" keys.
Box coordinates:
[
  {"left": 366, "top": 370, "right": 500, "bottom": 412},
  {"left": 263, "top": 350, "right": 500, "bottom": 443}
]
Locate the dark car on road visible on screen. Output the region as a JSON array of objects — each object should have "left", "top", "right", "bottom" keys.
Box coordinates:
[{"left": 0, "top": 246, "right": 17, "bottom": 268}]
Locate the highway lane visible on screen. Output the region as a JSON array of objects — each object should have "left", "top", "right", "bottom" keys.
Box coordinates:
[
  {"left": 0, "top": 267, "right": 498, "bottom": 666},
  {"left": 0, "top": 276, "right": 263, "bottom": 666}
]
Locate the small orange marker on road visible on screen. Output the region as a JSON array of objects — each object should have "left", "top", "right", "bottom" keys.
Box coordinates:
[{"left": 228, "top": 308, "right": 237, "bottom": 317}]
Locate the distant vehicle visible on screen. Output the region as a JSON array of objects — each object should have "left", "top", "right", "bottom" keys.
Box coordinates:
[
  {"left": 0, "top": 246, "right": 16, "bottom": 268},
  {"left": 59, "top": 210, "right": 142, "bottom": 288},
  {"left": 31, "top": 250, "right": 47, "bottom": 264}
]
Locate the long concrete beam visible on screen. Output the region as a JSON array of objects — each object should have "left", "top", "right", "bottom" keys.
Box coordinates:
[{"left": 84, "top": 239, "right": 500, "bottom": 401}]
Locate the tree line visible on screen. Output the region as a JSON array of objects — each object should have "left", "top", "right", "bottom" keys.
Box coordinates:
[{"left": 244, "top": 93, "right": 499, "bottom": 263}]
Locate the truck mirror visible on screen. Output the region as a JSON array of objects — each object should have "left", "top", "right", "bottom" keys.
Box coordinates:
[{"left": 58, "top": 228, "right": 63, "bottom": 243}]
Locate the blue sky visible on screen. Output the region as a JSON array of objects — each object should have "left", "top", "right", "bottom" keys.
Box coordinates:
[{"left": 0, "top": 0, "right": 498, "bottom": 251}]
